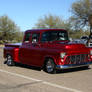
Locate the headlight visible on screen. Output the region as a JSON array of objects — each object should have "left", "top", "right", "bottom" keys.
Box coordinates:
[
  {"left": 60, "top": 52, "right": 66, "bottom": 58},
  {"left": 90, "top": 50, "right": 92, "bottom": 55}
]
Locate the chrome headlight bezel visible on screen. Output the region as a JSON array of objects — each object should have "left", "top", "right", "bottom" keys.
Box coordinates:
[{"left": 60, "top": 52, "right": 66, "bottom": 58}]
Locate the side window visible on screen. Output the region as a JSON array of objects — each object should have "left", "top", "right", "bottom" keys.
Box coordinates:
[
  {"left": 32, "top": 33, "right": 40, "bottom": 43},
  {"left": 24, "top": 33, "right": 31, "bottom": 42},
  {"left": 41, "top": 32, "right": 49, "bottom": 42}
]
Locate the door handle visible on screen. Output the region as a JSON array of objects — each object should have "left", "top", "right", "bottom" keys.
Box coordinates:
[
  {"left": 32, "top": 44, "right": 36, "bottom": 47},
  {"left": 27, "top": 44, "right": 31, "bottom": 47},
  {"left": 32, "top": 44, "right": 40, "bottom": 47}
]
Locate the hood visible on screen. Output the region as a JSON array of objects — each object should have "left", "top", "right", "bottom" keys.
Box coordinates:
[
  {"left": 49, "top": 41, "right": 87, "bottom": 51},
  {"left": 45, "top": 41, "right": 88, "bottom": 55},
  {"left": 61, "top": 41, "right": 86, "bottom": 50},
  {"left": 55, "top": 41, "right": 88, "bottom": 54}
]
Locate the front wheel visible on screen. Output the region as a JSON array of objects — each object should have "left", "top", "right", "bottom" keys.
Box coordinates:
[
  {"left": 6, "top": 55, "right": 15, "bottom": 66},
  {"left": 44, "top": 59, "right": 56, "bottom": 74}
]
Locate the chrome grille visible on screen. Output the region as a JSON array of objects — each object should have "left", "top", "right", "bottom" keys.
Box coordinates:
[{"left": 68, "top": 54, "right": 88, "bottom": 64}]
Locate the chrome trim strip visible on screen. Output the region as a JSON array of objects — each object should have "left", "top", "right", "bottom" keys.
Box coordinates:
[{"left": 56, "top": 62, "right": 92, "bottom": 69}]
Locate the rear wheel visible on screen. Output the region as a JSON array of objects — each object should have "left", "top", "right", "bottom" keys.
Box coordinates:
[
  {"left": 44, "top": 58, "right": 56, "bottom": 74},
  {"left": 6, "top": 55, "right": 15, "bottom": 66}
]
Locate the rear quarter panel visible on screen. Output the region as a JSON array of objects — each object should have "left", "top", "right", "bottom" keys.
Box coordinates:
[{"left": 4, "top": 46, "right": 20, "bottom": 63}]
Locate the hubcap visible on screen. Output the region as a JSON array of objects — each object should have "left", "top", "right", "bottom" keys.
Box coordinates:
[
  {"left": 7, "top": 55, "right": 12, "bottom": 65},
  {"left": 46, "top": 60, "right": 54, "bottom": 73}
]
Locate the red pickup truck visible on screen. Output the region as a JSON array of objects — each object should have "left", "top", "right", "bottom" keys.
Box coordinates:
[{"left": 4, "top": 29, "right": 92, "bottom": 73}]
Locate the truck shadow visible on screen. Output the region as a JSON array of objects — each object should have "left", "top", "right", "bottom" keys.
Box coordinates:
[
  {"left": 16, "top": 63, "right": 42, "bottom": 71},
  {"left": 4, "top": 61, "right": 41, "bottom": 71},
  {"left": 56, "top": 67, "right": 91, "bottom": 74},
  {"left": 4, "top": 61, "right": 91, "bottom": 74},
  {"left": 15, "top": 63, "right": 91, "bottom": 74},
  {"left": 15, "top": 62, "right": 42, "bottom": 71}
]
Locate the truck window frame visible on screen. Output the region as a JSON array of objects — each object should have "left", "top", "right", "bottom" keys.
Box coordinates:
[
  {"left": 24, "top": 33, "right": 31, "bottom": 43},
  {"left": 31, "top": 33, "right": 40, "bottom": 43}
]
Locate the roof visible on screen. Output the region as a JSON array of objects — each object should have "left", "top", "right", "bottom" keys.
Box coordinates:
[{"left": 25, "top": 29, "right": 67, "bottom": 33}]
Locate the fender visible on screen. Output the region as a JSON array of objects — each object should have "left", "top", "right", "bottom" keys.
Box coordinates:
[{"left": 42, "top": 55, "right": 57, "bottom": 65}]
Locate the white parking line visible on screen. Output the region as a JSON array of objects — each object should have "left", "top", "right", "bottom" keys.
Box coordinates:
[{"left": 0, "top": 69, "right": 82, "bottom": 92}]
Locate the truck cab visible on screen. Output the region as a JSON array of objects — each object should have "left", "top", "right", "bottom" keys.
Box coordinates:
[{"left": 4, "top": 29, "right": 92, "bottom": 73}]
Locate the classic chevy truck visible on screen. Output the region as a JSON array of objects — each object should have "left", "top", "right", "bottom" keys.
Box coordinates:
[{"left": 4, "top": 29, "right": 92, "bottom": 73}]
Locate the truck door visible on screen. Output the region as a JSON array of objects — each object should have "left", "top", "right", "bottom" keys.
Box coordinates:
[
  {"left": 28, "top": 33, "right": 42, "bottom": 66},
  {"left": 19, "top": 32, "right": 42, "bottom": 67},
  {"left": 19, "top": 32, "right": 32, "bottom": 65}
]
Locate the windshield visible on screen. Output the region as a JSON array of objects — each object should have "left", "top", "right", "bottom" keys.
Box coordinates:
[{"left": 41, "top": 31, "right": 69, "bottom": 42}]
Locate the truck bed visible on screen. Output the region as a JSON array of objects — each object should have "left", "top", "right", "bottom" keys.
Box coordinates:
[
  {"left": 4, "top": 43, "right": 21, "bottom": 62},
  {"left": 5, "top": 43, "right": 22, "bottom": 47}
]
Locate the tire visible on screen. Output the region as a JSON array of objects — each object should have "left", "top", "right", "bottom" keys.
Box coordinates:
[
  {"left": 44, "top": 58, "right": 56, "bottom": 74},
  {"left": 6, "top": 55, "right": 15, "bottom": 66}
]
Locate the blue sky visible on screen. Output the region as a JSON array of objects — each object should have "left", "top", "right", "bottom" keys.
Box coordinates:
[{"left": 0, "top": 0, "right": 77, "bottom": 31}]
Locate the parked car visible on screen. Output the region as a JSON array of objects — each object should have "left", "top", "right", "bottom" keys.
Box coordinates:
[
  {"left": 4, "top": 29, "right": 92, "bottom": 73},
  {"left": 80, "top": 35, "right": 92, "bottom": 47},
  {"left": 80, "top": 36, "right": 88, "bottom": 45},
  {"left": 72, "top": 39, "right": 84, "bottom": 44}
]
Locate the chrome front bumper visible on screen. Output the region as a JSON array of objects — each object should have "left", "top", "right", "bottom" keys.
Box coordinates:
[{"left": 56, "top": 62, "right": 92, "bottom": 69}]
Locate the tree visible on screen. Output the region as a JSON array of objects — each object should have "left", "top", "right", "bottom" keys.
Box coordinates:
[
  {"left": 71, "top": 0, "right": 92, "bottom": 32},
  {"left": 0, "top": 15, "right": 22, "bottom": 43},
  {"left": 15, "top": 31, "right": 24, "bottom": 42},
  {"left": 34, "top": 14, "right": 72, "bottom": 30}
]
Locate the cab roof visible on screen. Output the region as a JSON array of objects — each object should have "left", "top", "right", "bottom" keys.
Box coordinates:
[{"left": 25, "top": 29, "right": 67, "bottom": 33}]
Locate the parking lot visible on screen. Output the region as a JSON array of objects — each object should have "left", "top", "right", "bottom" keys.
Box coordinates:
[{"left": 0, "top": 47, "right": 92, "bottom": 92}]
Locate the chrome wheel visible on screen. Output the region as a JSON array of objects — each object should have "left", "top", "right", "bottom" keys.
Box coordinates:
[
  {"left": 7, "top": 55, "right": 15, "bottom": 66},
  {"left": 45, "top": 59, "right": 56, "bottom": 74}
]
